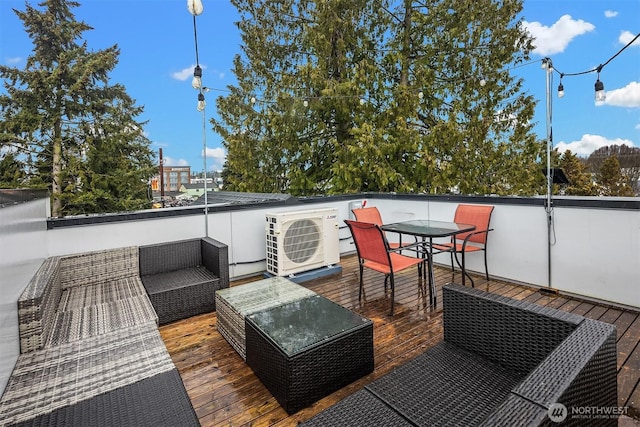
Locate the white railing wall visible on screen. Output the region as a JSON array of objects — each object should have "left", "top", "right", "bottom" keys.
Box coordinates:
[
  {"left": 1, "top": 194, "right": 639, "bottom": 396},
  {"left": 44, "top": 197, "right": 640, "bottom": 309}
]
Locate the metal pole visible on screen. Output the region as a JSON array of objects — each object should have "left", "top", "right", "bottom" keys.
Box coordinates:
[
  {"left": 545, "top": 58, "right": 553, "bottom": 290},
  {"left": 202, "top": 103, "right": 208, "bottom": 237}
]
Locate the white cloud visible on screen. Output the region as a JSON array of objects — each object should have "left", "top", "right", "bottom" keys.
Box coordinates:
[
  {"left": 204, "top": 147, "right": 226, "bottom": 169},
  {"left": 523, "top": 15, "right": 595, "bottom": 56},
  {"left": 600, "top": 81, "right": 640, "bottom": 108},
  {"left": 5, "top": 57, "right": 22, "bottom": 65},
  {"left": 171, "top": 65, "right": 224, "bottom": 81},
  {"left": 604, "top": 10, "right": 618, "bottom": 18},
  {"left": 163, "top": 157, "right": 190, "bottom": 166},
  {"left": 619, "top": 30, "right": 640, "bottom": 47},
  {"left": 555, "top": 134, "right": 636, "bottom": 156},
  {"left": 171, "top": 65, "right": 205, "bottom": 81}
]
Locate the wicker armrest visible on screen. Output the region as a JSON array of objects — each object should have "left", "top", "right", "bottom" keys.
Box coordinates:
[
  {"left": 17, "top": 257, "right": 62, "bottom": 353},
  {"left": 442, "top": 283, "right": 583, "bottom": 374},
  {"left": 201, "top": 237, "right": 229, "bottom": 290},
  {"left": 513, "top": 318, "right": 617, "bottom": 412}
]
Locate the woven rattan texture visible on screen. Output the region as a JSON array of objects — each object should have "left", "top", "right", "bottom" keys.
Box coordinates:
[
  {"left": 18, "top": 257, "right": 62, "bottom": 353},
  {"left": 142, "top": 267, "right": 218, "bottom": 325},
  {"left": 443, "top": 284, "right": 583, "bottom": 375},
  {"left": 139, "top": 239, "right": 201, "bottom": 276},
  {"left": 301, "top": 388, "right": 414, "bottom": 427},
  {"left": 215, "top": 278, "right": 316, "bottom": 359},
  {"left": 58, "top": 247, "right": 139, "bottom": 289},
  {"left": 48, "top": 290, "right": 158, "bottom": 346},
  {"left": 246, "top": 310, "right": 374, "bottom": 414},
  {"left": 513, "top": 318, "right": 618, "bottom": 413},
  {"left": 302, "top": 283, "right": 618, "bottom": 426},
  {"left": 139, "top": 238, "right": 230, "bottom": 324},
  {"left": 366, "top": 341, "right": 523, "bottom": 426},
  {"left": 9, "top": 369, "right": 200, "bottom": 427},
  {"left": 0, "top": 322, "right": 174, "bottom": 425}
]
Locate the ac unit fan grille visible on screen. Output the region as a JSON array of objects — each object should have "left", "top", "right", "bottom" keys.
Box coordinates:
[{"left": 283, "top": 219, "right": 321, "bottom": 263}]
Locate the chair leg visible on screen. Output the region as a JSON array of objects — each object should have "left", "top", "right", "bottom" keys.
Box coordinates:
[
  {"left": 389, "top": 274, "right": 395, "bottom": 316},
  {"left": 359, "top": 263, "right": 364, "bottom": 300},
  {"left": 449, "top": 250, "right": 455, "bottom": 282},
  {"left": 483, "top": 249, "right": 490, "bottom": 281}
]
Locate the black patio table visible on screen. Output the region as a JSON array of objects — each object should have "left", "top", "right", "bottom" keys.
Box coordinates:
[
  {"left": 382, "top": 219, "right": 476, "bottom": 304},
  {"left": 245, "top": 294, "right": 374, "bottom": 414}
]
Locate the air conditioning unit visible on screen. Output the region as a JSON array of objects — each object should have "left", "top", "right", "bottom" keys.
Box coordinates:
[{"left": 266, "top": 208, "right": 340, "bottom": 276}]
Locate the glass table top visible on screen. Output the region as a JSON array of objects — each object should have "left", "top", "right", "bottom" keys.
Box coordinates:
[
  {"left": 382, "top": 219, "right": 475, "bottom": 238},
  {"left": 246, "top": 294, "right": 372, "bottom": 356},
  {"left": 216, "top": 276, "right": 315, "bottom": 316}
]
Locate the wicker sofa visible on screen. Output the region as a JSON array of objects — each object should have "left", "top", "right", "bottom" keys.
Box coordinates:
[
  {"left": 303, "top": 283, "right": 618, "bottom": 426},
  {"left": 139, "top": 237, "right": 229, "bottom": 325},
  {"left": 0, "top": 244, "right": 215, "bottom": 426}
]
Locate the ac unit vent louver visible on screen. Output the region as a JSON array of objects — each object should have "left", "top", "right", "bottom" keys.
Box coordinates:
[{"left": 266, "top": 208, "right": 339, "bottom": 276}]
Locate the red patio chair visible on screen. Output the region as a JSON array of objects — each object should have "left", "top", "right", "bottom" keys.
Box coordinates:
[
  {"left": 432, "top": 204, "right": 494, "bottom": 287},
  {"left": 351, "top": 206, "right": 415, "bottom": 250},
  {"left": 345, "top": 219, "right": 425, "bottom": 316}
]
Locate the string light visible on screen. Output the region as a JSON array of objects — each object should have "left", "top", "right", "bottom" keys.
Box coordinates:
[
  {"left": 594, "top": 67, "right": 605, "bottom": 102},
  {"left": 192, "top": 65, "right": 202, "bottom": 89},
  {"left": 197, "top": 93, "right": 206, "bottom": 111},
  {"left": 557, "top": 74, "right": 564, "bottom": 98},
  {"left": 187, "top": 0, "right": 203, "bottom": 16},
  {"left": 552, "top": 32, "right": 639, "bottom": 102}
]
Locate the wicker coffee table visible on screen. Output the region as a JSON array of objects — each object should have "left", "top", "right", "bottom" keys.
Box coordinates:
[
  {"left": 215, "top": 276, "right": 315, "bottom": 360},
  {"left": 245, "top": 294, "right": 374, "bottom": 414}
]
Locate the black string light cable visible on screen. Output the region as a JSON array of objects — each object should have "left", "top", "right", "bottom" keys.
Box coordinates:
[{"left": 551, "top": 32, "right": 640, "bottom": 100}]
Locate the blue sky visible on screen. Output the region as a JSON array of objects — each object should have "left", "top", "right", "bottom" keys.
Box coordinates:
[{"left": 1, "top": 0, "right": 638, "bottom": 173}]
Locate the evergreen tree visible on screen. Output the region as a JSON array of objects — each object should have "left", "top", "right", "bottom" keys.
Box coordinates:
[
  {"left": 0, "top": 151, "right": 26, "bottom": 188},
  {"left": 586, "top": 145, "right": 640, "bottom": 195},
  {"left": 558, "top": 149, "right": 596, "bottom": 196},
  {"left": 215, "top": 0, "right": 541, "bottom": 196},
  {"left": 0, "top": 0, "right": 155, "bottom": 216},
  {"left": 598, "top": 155, "right": 634, "bottom": 197}
]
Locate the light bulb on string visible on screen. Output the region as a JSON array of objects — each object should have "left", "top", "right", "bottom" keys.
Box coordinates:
[
  {"left": 594, "top": 76, "right": 606, "bottom": 102},
  {"left": 197, "top": 93, "right": 206, "bottom": 112},
  {"left": 192, "top": 65, "right": 202, "bottom": 89},
  {"left": 187, "top": 0, "right": 203, "bottom": 16},
  {"left": 418, "top": 91, "right": 424, "bottom": 100}
]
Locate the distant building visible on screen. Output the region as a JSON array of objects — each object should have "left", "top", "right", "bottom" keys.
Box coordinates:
[
  {"left": 179, "top": 183, "right": 209, "bottom": 198},
  {"left": 152, "top": 166, "right": 191, "bottom": 192}
]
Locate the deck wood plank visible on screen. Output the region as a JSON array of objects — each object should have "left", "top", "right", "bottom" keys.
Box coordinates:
[{"left": 159, "top": 255, "right": 640, "bottom": 425}]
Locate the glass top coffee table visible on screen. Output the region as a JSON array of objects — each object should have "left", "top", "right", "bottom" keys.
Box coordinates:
[
  {"left": 245, "top": 294, "right": 374, "bottom": 414},
  {"left": 215, "top": 276, "right": 315, "bottom": 360}
]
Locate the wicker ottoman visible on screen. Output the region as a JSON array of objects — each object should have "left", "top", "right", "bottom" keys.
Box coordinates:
[
  {"left": 245, "top": 295, "right": 374, "bottom": 414},
  {"left": 215, "top": 276, "right": 315, "bottom": 360}
]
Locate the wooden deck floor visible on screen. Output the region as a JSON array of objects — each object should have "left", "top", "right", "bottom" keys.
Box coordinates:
[{"left": 160, "top": 255, "right": 640, "bottom": 426}]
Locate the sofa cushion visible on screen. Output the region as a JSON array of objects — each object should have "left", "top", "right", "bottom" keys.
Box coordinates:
[
  {"left": 365, "top": 342, "right": 524, "bottom": 426},
  {"left": 141, "top": 266, "right": 220, "bottom": 324}
]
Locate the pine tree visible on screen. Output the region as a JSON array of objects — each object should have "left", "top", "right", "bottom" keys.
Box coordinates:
[
  {"left": 598, "top": 155, "right": 634, "bottom": 197},
  {"left": 0, "top": 0, "right": 155, "bottom": 216},
  {"left": 215, "top": 0, "right": 540, "bottom": 196},
  {"left": 558, "top": 150, "right": 596, "bottom": 196}
]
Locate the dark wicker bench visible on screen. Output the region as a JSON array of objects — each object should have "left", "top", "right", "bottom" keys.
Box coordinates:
[
  {"left": 303, "top": 283, "right": 618, "bottom": 426},
  {"left": 139, "top": 237, "right": 229, "bottom": 325}
]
